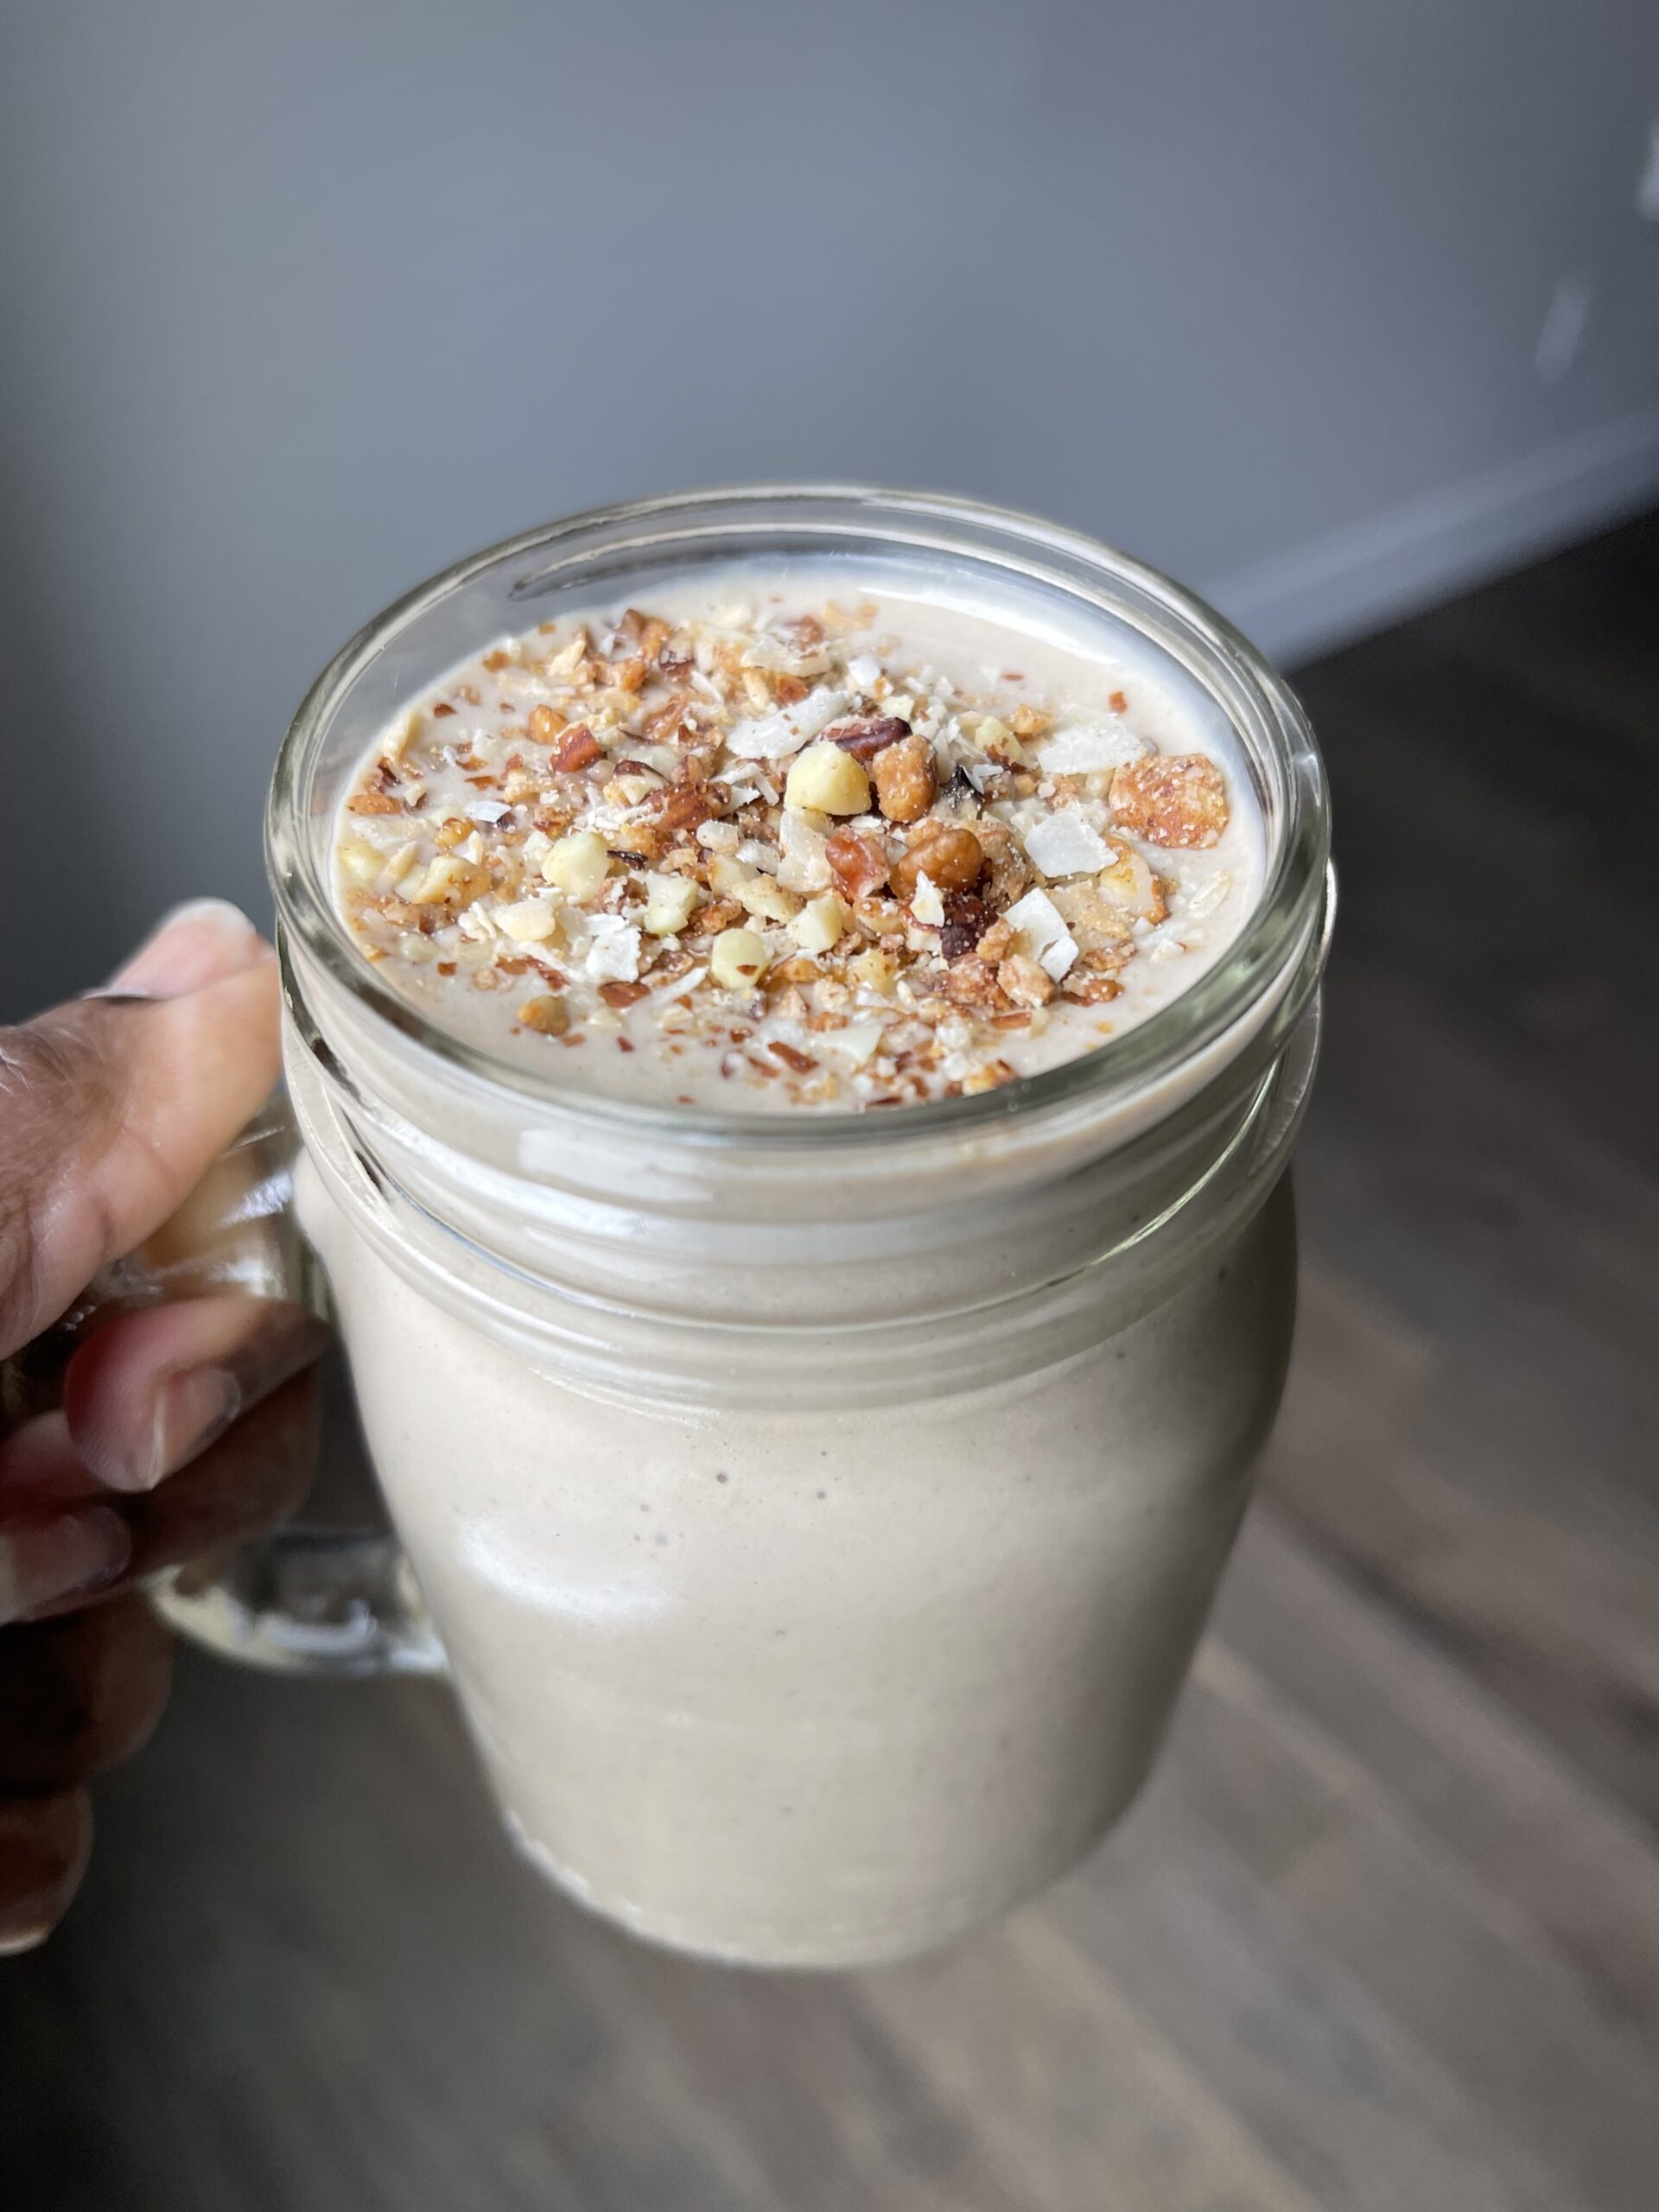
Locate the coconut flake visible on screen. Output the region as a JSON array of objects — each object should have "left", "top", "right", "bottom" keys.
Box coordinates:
[
  {"left": 1038, "top": 721, "right": 1150, "bottom": 774},
  {"left": 776, "top": 809, "right": 831, "bottom": 893},
  {"left": 822, "top": 1018, "right": 888, "bottom": 1068},
  {"left": 654, "top": 963, "right": 708, "bottom": 1001},
  {"left": 724, "top": 687, "right": 850, "bottom": 761},
  {"left": 1022, "top": 807, "right": 1110, "bottom": 880},
  {"left": 1185, "top": 870, "right": 1233, "bottom": 919},
  {"left": 583, "top": 914, "right": 641, "bottom": 983},
  {"left": 1003, "top": 887, "right": 1079, "bottom": 981},
  {"left": 910, "top": 870, "right": 945, "bottom": 926},
  {"left": 466, "top": 798, "right": 511, "bottom": 825},
  {"left": 846, "top": 655, "right": 880, "bottom": 691}
]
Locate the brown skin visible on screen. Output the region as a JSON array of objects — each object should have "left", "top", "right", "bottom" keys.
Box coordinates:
[{"left": 0, "top": 905, "right": 321, "bottom": 1953}]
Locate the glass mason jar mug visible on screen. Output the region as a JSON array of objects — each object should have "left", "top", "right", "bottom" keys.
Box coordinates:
[{"left": 153, "top": 489, "right": 1326, "bottom": 1967}]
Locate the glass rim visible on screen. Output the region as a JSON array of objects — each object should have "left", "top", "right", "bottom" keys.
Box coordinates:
[{"left": 268, "top": 483, "right": 1331, "bottom": 1151}]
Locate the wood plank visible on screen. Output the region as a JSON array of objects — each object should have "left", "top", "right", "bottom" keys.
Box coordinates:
[
  {"left": 858, "top": 1909, "right": 1330, "bottom": 2212},
  {"left": 1041, "top": 1804, "right": 1569, "bottom": 2212},
  {"left": 1214, "top": 1511, "right": 1659, "bottom": 2038},
  {"left": 1174, "top": 1635, "right": 1659, "bottom": 2209}
]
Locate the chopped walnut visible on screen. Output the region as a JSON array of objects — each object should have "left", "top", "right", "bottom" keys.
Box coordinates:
[
  {"left": 889, "top": 823, "right": 984, "bottom": 901},
  {"left": 825, "top": 827, "right": 891, "bottom": 902},
  {"left": 871, "top": 734, "right": 937, "bottom": 823}
]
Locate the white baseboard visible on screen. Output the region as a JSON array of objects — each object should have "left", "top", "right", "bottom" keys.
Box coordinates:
[{"left": 1204, "top": 404, "right": 1659, "bottom": 667}]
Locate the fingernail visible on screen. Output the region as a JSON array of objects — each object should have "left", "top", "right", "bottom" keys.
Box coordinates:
[
  {"left": 136, "top": 1367, "right": 242, "bottom": 1493},
  {"left": 0, "top": 1509, "right": 132, "bottom": 1626},
  {"left": 0, "top": 1924, "right": 54, "bottom": 1956},
  {"left": 98, "top": 899, "right": 267, "bottom": 1001}
]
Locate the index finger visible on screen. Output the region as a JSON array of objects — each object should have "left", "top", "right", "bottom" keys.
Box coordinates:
[{"left": 0, "top": 901, "right": 281, "bottom": 1361}]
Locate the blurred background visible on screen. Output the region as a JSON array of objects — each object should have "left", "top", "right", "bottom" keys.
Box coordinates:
[
  {"left": 2, "top": 0, "right": 1656, "bottom": 1013},
  {"left": 4, "top": 8, "right": 1659, "bottom": 2212}
]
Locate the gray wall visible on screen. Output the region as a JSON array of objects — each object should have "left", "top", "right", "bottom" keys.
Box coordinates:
[{"left": 3, "top": 0, "right": 1657, "bottom": 1014}]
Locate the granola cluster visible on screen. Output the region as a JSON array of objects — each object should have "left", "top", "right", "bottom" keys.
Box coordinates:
[{"left": 335, "top": 595, "right": 1236, "bottom": 1108}]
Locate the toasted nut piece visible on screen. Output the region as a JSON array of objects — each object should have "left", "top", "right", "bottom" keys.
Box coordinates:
[
  {"left": 849, "top": 947, "right": 899, "bottom": 995},
  {"left": 404, "top": 855, "right": 487, "bottom": 906},
  {"left": 547, "top": 723, "right": 603, "bottom": 772},
  {"left": 1062, "top": 971, "right": 1123, "bottom": 1006},
  {"left": 826, "top": 827, "right": 890, "bottom": 901},
  {"left": 1109, "top": 753, "right": 1229, "bottom": 848},
  {"left": 690, "top": 898, "right": 747, "bottom": 935},
  {"left": 1050, "top": 864, "right": 1158, "bottom": 950},
  {"left": 973, "top": 715, "right": 1029, "bottom": 766},
  {"left": 543, "top": 831, "right": 612, "bottom": 898},
  {"left": 1010, "top": 703, "right": 1052, "bottom": 740},
  {"left": 830, "top": 715, "right": 912, "bottom": 760},
  {"left": 709, "top": 927, "right": 772, "bottom": 990},
  {"left": 602, "top": 769, "right": 665, "bottom": 808},
  {"left": 735, "top": 874, "right": 802, "bottom": 925},
  {"left": 790, "top": 893, "right": 848, "bottom": 954},
  {"left": 785, "top": 741, "right": 872, "bottom": 816},
  {"left": 997, "top": 952, "right": 1056, "bottom": 1008},
  {"left": 962, "top": 1058, "right": 1018, "bottom": 1094},
  {"left": 598, "top": 980, "right": 649, "bottom": 1007},
  {"left": 976, "top": 917, "right": 1016, "bottom": 964},
  {"left": 889, "top": 822, "right": 984, "bottom": 901},
  {"left": 872, "top": 734, "right": 937, "bottom": 823},
  {"left": 528, "top": 703, "right": 569, "bottom": 744},
  {"left": 970, "top": 816, "right": 1031, "bottom": 906},
  {"left": 618, "top": 607, "right": 671, "bottom": 661},
  {"left": 1096, "top": 841, "right": 1167, "bottom": 924},
  {"left": 707, "top": 852, "right": 757, "bottom": 897},
  {"left": 940, "top": 958, "right": 1010, "bottom": 1008},
  {"left": 519, "top": 995, "right": 570, "bottom": 1035},
  {"left": 855, "top": 896, "right": 908, "bottom": 936},
  {"left": 495, "top": 899, "right": 561, "bottom": 943},
  {"left": 346, "top": 790, "right": 403, "bottom": 815},
  {"left": 338, "top": 838, "right": 386, "bottom": 886},
  {"left": 643, "top": 874, "right": 701, "bottom": 936}
]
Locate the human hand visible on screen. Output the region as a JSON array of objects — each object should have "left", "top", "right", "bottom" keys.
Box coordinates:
[{"left": 0, "top": 901, "right": 326, "bottom": 1953}]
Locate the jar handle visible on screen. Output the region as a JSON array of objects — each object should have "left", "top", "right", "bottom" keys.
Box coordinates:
[{"left": 0, "top": 1090, "right": 445, "bottom": 1679}]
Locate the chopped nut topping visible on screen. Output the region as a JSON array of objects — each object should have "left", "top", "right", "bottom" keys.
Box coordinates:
[
  {"left": 336, "top": 587, "right": 1249, "bottom": 1109},
  {"left": 889, "top": 823, "right": 984, "bottom": 901},
  {"left": 872, "top": 734, "right": 938, "bottom": 823},
  {"left": 830, "top": 715, "right": 912, "bottom": 760},
  {"left": 997, "top": 952, "right": 1057, "bottom": 1008},
  {"left": 1109, "top": 753, "right": 1230, "bottom": 849},
  {"left": 547, "top": 723, "right": 602, "bottom": 772}
]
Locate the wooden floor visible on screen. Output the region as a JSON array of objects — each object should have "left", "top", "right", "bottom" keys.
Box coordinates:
[{"left": 5, "top": 517, "right": 1659, "bottom": 2211}]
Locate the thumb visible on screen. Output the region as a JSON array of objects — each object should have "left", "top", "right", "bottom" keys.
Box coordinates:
[{"left": 0, "top": 901, "right": 281, "bottom": 1360}]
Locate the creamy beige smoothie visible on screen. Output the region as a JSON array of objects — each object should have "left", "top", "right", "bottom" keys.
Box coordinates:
[{"left": 282, "top": 535, "right": 1320, "bottom": 1965}]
